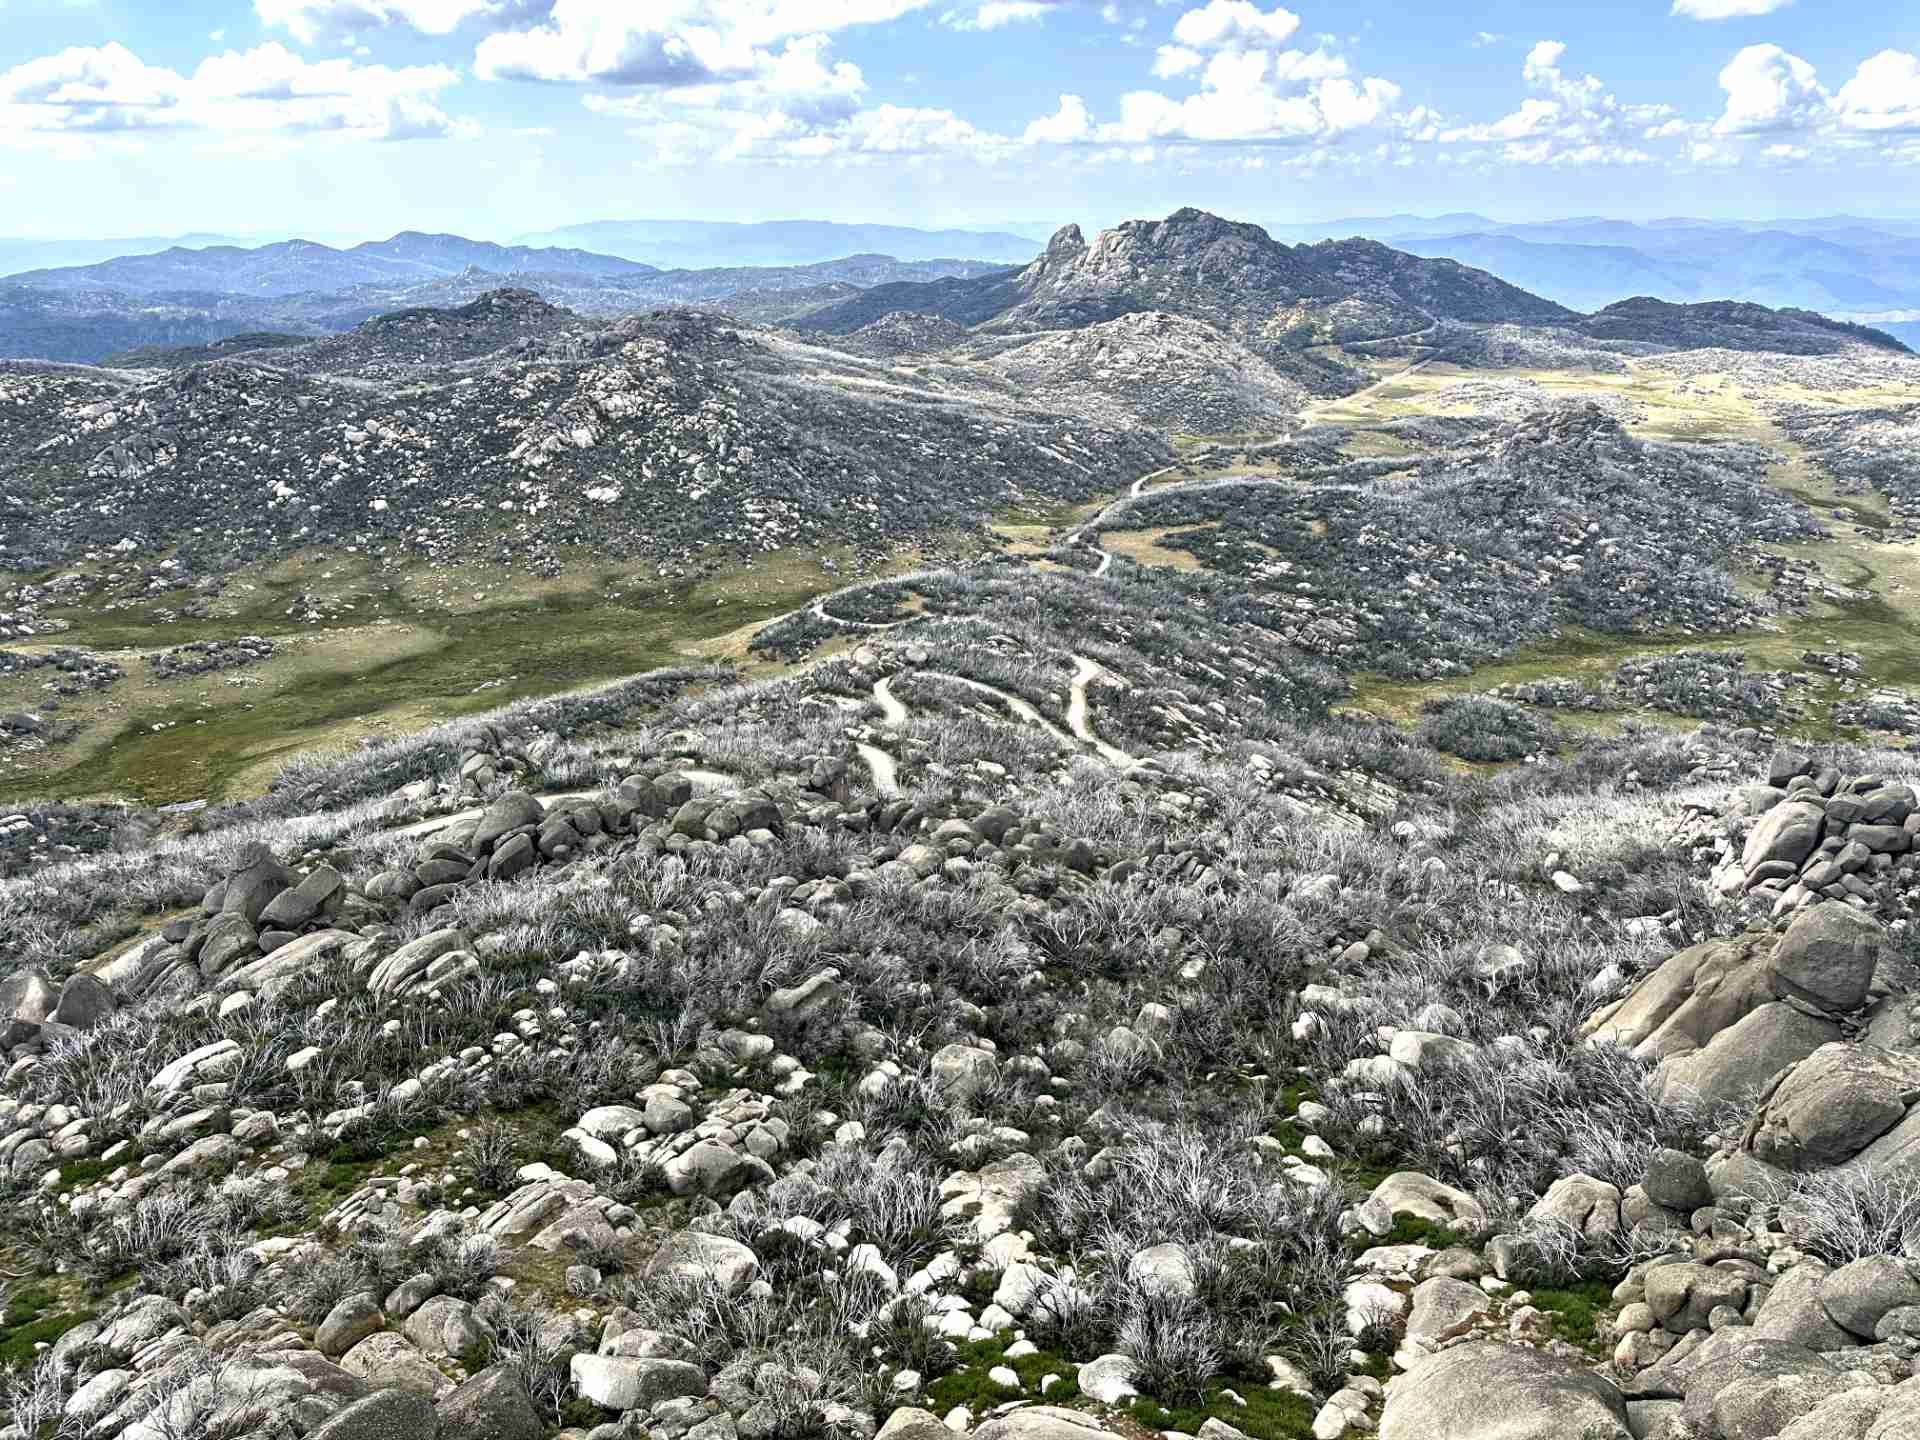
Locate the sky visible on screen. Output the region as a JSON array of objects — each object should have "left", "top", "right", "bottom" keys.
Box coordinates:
[{"left": 1, "top": 0, "right": 1917, "bottom": 242}]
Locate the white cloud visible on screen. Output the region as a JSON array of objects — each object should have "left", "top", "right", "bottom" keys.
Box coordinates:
[
  {"left": 474, "top": 1, "right": 932, "bottom": 86},
  {"left": 1024, "top": 92, "right": 1092, "bottom": 142},
  {"left": 1471, "top": 31, "right": 1502, "bottom": 48},
  {"left": 1152, "top": 45, "right": 1204, "bottom": 78},
  {"left": 1170, "top": 1, "right": 1300, "bottom": 50},
  {"left": 1833, "top": 50, "right": 1920, "bottom": 134},
  {"left": 1437, "top": 39, "right": 1667, "bottom": 162},
  {"left": 942, "top": 1, "right": 1051, "bottom": 30},
  {"left": 255, "top": 0, "right": 500, "bottom": 44},
  {"left": 1670, "top": 0, "right": 1794, "bottom": 19},
  {"left": 0, "top": 40, "right": 471, "bottom": 141},
  {"left": 1713, "top": 43, "right": 1825, "bottom": 134}
]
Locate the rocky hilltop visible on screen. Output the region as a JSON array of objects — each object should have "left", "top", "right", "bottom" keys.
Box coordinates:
[{"left": 0, "top": 302, "right": 1164, "bottom": 577}]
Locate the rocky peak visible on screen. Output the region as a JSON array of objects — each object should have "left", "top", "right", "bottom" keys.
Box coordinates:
[{"left": 1044, "top": 223, "right": 1087, "bottom": 262}]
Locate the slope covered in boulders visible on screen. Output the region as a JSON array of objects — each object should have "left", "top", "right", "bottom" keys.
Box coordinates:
[
  {"left": 5, "top": 516, "right": 1920, "bottom": 1440},
  {"left": 0, "top": 304, "right": 1165, "bottom": 578}
]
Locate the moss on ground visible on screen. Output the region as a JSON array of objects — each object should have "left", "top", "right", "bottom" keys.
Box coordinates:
[
  {"left": 1527, "top": 1279, "right": 1614, "bottom": 1355},
  {"left": 1123, "top": 1381, "right": 1318, "bottom": 1440},
  {"left": 0, "top": 1285, "right": 94, "bottom": 1369}
]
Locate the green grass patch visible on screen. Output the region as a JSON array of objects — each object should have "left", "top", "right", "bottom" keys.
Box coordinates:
[
  {"left": 53, "top": 1157, "right": 118, "bottom": 1191},
  {"left": 1528, "top": 1279, "right": 1614, "bottom": 1354},
  {"left": 0, "top": 1286, "right": 94, "bottom": 1369},
  {"left": 1124, "top": 1380, "right": 1317, "bottom": 1440},
  {"left": 922, "top": 1336, "right": 1079, "bottom": 1412}
]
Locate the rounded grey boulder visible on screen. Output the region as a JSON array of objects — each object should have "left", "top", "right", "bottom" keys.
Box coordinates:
[
  {"left": 1769, "top": 903, "right": 1885, "bottom": 1013},
  {"left": 1380, "top": 1340, "right": 1629, "bottom": 1440},
  {"left": 310, "top": 1388, "right": 440, "bottom": 1440}
]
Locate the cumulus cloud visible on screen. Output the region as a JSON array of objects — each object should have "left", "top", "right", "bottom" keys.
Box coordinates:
[
  {"left": 1712, "top": 43, "right": 1826, "bottom": 134},
  {"left": 1671, "top": 0, "right": 1794, "bottom": 19},
  {"left": 1438, "top": 39, "right": 1667, "bottom": 162},
  {"left": 1170, "top": 1, "right": 1300, "bottom": 50},
  {"left": 1023, "top": 92, "right": 1092, "bottom": 142},
  {"left": 1026, "top": 2, "right": 1394, "bottom": 150},
  {"left": 255, "top": 0, "right": 502, "bottom": 44},
  {"left": 1833, "top": 49, "right": 1920, "bottom": 134},
  {"left": 0, "top": 40, "right": 470, "bottom": 140},
  {"left": 474, "top": 0, "right": 931, "bottom": 86}
]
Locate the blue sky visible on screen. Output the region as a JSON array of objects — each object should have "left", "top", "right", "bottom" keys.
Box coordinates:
[{"left": 1, "top": 0, "right": 1917, "bottom": 241}]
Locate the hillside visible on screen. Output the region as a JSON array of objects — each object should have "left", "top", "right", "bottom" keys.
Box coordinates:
[
  {"left": 1575, "top": 297, "right": 1909, "bottom": 356},
  {"left": 7, "top": 201, "right": 1920, "bottom": 1440},
  {"left": 0, "top": 296, "right": 1165, "bottom": 578}
]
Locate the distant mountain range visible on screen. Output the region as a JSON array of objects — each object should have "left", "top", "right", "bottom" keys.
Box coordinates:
[
  {"left": 0, "top": 247, "right": 1019, "bottom": 364},
  {"left": 1, "top": 211, "right": 1909, "bottom": 367},
  {"left": 509, "top": 219, "right": 1041, "bottom": 269},
  {"left": 1264, "top": 214, "right": 1920, "bottom": 324},
  {"left": 5, "top": 232, "right": 659, "bottom": 298}
]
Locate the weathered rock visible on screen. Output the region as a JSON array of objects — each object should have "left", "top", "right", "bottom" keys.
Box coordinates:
[
  {"left": 973, "top": 1407, "right": 1122, "bottom": 1440},
  {"left": 569, "top": 1354, "right": 707, "bottom": 1410},
  {"left": 472, "top": 793, "right": 545, "bottom": 854},
  {"left": 51, "top": 973, "right": 116, "bottom": 1030},
  {"left": 309, "top": 1388, "right": 442, "bottom": 1440},
  {"left": 1368, "top": 1172, "right": 1488, "bottom": 1232},
  {"left": 1679, "top": 1337, "right": 1852, "bottom": 1439},
  {"left": 643, "top": 1231, "right": 759, "bottom": 1292},
  {"left": 1769, "top": 904, "right": 1885, "bottom": 1014},
  {"left": 317, "top": 1294, "right": 386, "bottom": 1359},
  {"left": 1653, "top": 1002, "right": 1843, "bottom": 1110},
  {"left": 1379, "top": 1340, "right": 1629, "bottom": 1440},
  {"left": 1819, "top": 1256, "right": 1920, "bottom": 1340},
  {"left": 1526, "top": 1173, "right": 1622, "bottom": 1244},
  {"left": 340, "top": 1333, "right": 449, "bottom": 1398},
  {"left": 1749, "top": 1043, "right": 1920, "bottom": 1170},
  {"left": 1404, "top": 1276, "right": 1491, "bottom": 1345},
  {"left": 1646, "top": 1262, "right": 1749, "bottom": 1336},
  {"left": 1744, "top": 801, "right": 1826, "bottom": 873},
  {"left": 1751, "top": 1264, "right": 1858, "bottom": 1353},
  {"left": 435, "top": 1364, "right": 544, "bottom": 1440},
  {"left": 259, "top": 865, "right": 344, "bottom": 930},
  {"left": 223, "top": 846, "right": 299, "bottom": 924},
  {"left": 662, "top": 1141, "right": 774, "bottom": 1199}
]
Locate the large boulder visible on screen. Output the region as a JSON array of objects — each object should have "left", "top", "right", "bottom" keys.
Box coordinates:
[
  {"left": 1768, "top": 904, "right": 1885, "bottom": 1014},
  {"left": 1679, "top": 1337, "right": 1853, "bottom": 1440},
  {"left": 1645, "top": 1262, "right": 1749, "bottom": 1335},
  {"left": 471, "top": 793, "right": 545, "bottom": 854},
  {"left": 222, "top": 845, "right": 299, "bottom": 924},
  {"left": 1653, "top": 1002, "right": 1843, "bottom": 1110},
  {"left": 434, "top": 1364, "right": 543, "bottom": 1440},
  {"left": 643, "top": 1231, "right": 759, "bottom": 1292},
  {"left": 1750, "top": 1263, "right": 1858, "bottom": 1353},
  {"left": 1582, "top": 933, "right": 1775, "bottom": 1061},
  {"left": 1379, "top": 1340, "right": 1629, "bottom": 1440},
  {"left": 1525, "top": 1174, "right": 1621, "bottom": 1244},
  {"left": 1367, "top": 1172, "right": 1489, "bottom": 1232},
  {"left": 1819, "top": 1257, "right": 1920, "bottom": 1340},
  {"left": 309, "top": 1389, "right": 441, "bottom": 1440},
  {"left": 1747, "top": 1044, "right": 1920, "bottom": 1170},
  {"left": 973, "top": 1408, "right": 1128, "bottom": 1440},
  {"left": 568, "top": 1354, "right": 706, "bottom": 1410},
  {"left": 1744, "top": 800, "right": 1827, "bottom": 872}
]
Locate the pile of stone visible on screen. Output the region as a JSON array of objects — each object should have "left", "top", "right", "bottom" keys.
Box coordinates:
[
  {"left": 1693, "top": 752, "right": 1919, "bottom": 922},
  {"left": 146, "top": 635, "right": 275, "bottom": 680}
]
